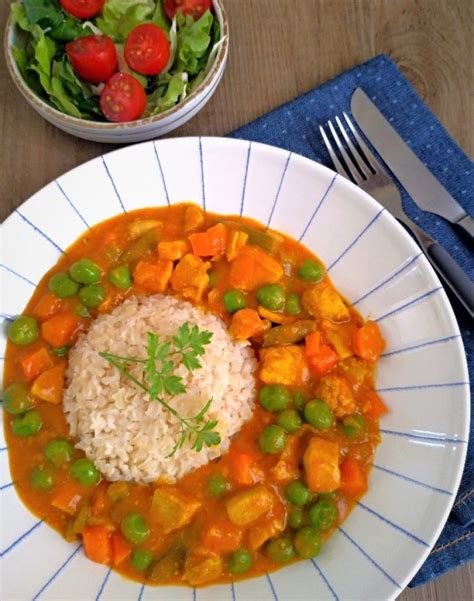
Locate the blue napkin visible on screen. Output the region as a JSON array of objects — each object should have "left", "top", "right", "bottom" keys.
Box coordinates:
[{"left": 228, "top": 54, "right": 473, "bottom": 587}]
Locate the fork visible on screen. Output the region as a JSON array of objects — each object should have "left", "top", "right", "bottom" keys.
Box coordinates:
[{"left": 320, "top": 113, "right": 474, "bottom": 318}]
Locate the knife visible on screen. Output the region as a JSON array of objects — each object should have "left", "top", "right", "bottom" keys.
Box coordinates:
[{"left": 351, "top": 88, "right": 474, "bottom": 237}]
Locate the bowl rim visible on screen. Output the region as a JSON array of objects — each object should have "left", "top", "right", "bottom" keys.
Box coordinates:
[{"left": 3, "top": 0, "right": 229, "bottom": 131}]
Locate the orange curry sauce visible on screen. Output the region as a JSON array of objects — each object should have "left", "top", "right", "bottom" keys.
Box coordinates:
[{"left": 3, "top": 203, "right": 387, "bottom": 587}]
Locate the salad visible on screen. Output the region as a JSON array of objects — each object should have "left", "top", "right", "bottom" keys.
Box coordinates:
[{"left": 10, "top": 1, "right": 223, "bottom": 122}]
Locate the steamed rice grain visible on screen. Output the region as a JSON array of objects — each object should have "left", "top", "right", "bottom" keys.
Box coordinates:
[{"left": 63, "top": 295, "right": 257, "bottom": 483}]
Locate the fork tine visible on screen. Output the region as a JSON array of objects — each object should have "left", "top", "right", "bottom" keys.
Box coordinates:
[
  {"left": 319, "top": 125, "right": 349, "bottom": 180},
  {"left": 335, "top": 116, "right": 372, "bottom": 178},
  {"left": 327, "top": 119, "right": 364, "bottom": 184},
  {"left": 343, "top": 112, "right": 383, "bottom": 174}
]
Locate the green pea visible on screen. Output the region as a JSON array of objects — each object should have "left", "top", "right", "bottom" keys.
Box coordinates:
[
  {"left": 121, "top": 512, "right": 150, "bottom": 545},
  {"left": 341, "top": 414, "right": 367, "bottom": 438},
  {"left": 69, "top": 259, "right": 101, "bottom": 284},
  {"left": 256, "top": 284, "right": 286, "bottom": 311},
  {"left": 285, "top": 293, "right": 301, "bottom": 316},
  {"left": 285, "top": 480, "right": 311, "bottom": 506},
  {"left": 304, "top": 399, "right": 334, "bottom": 430},
  {"left": 131, "top": 548, "right": 153, "bottom": 571},
  {"left": 259, "top": 385, "right": 290, "bottom": 412},
  {"left": 206, "top": 474, "right": 231, "bottom": 497},
  {"left": 7, "top": 316, "right": 39, "bottom": 346},
  {"left": 108, "top": 264, "right": 132, "bottom": 289},
  {"left": 223, "top": 289, "right": 247, "bottom": 313},
  {"left": 11, "top": 410, "right": 42, "bottom": 437},
  {"left": 208, "top": 270, "right": 217, "bottom": 289},
  {"left": 258, "top": 424, "right": 286, "bottom": 455},
  {"left": 48, "top": 273, "right": 80, "bottom": 298},
  {"left": 298, "top": 260, "right": 325, "bottom": 283},
  {"left": 3, "top": 383, "right": 34, "bottom": 415},
  {"left": 70, "top": 458, "right": 100, "bottom": 486},
  {"left": 79, "top": 284, "right": 105, "bottom": 308},
  {"left": 288, "top": 507, "right": 306, "bottom": 529},
  {"left": 265, "top": 537, "right": 296, "bottom": 563},
  {"left": 294, "top": 526, "right": 322, "bottom": 558},
  {"left": 52, "top": 346, "right": 68, "bottom": 357},
  {"left": 277, "top": 409, "right": 302, "bottom": 433},
  {"left": 293, "top": 390, "right": 306, "bottom": 411},
  {"left": 30, "top": 466, "right": 54, "bottom": 491},
  {"left": 228, "top": 548, "right": 253, "bottom": 574},
  {"left": 45, "top": 438, "right": 74, "bottom": 467},
  {"left": 308, "top": 499, "right": 338, "bottom": 530}
]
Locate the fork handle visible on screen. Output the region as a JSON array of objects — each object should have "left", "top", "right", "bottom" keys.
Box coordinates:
[{"left": 411, "top": 224, "right": 474, "bottom": 318}]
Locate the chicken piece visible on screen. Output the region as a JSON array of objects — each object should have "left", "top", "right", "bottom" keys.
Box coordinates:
[
  {"left": 259, "top": 345, "right": 308, "bottom": 386},
  {"left": 133, "top": 259, "right": 173, "bottom": 293},
  {"left": 157, "top": 240, "right": 189, "bottom": 261},
  {"left": 184, "top": 205, "right": 205, "bottom": 233},
  {"left": 226, "top": 230, "right": 248, "bottom": 261},
  {"left": 302, "top": 280, "right": 350, "bottom": 323},
  {"left": 340, "top": 356, "right": 371, "bottom": 390},
  {"left": 321, "top": 320, "right": 354, "bottom": 359},
  {"left": 247, "top": 517, "right": 284, "bottom": 551},
  {"left": 229, "top": 308, "right": 268, "bottom": 341},
  {"left": 229, "top": 246, "right": 284, "bottom": 291},
  {"left": 225, "top": 485, "right": 274, "bottom": 526},
  {"left": 170, "top": 254, "right": 210, "bottom": 302},
  {"left": 270, "top": 427, "right": 312, "bottom": 483},
  {"left": 303, "top": 437, "right": 341, "bottom": 493},
  {"left": 316, "top": 374, "right": 356, "bottom": 418},
  {"left": 129, "top": 219, "right": 163, "bottom": 240},
  {"left": 151, "top": 488, "right": 201, "bottom": 534},
  {"left": 183, "top": 551, "right": 223, "bottom": 586}
]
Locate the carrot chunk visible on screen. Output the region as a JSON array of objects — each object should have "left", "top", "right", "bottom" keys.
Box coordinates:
[
  {"left": 91, "top": 482, "right": 110, "bottom": 516},
  {"left": 111, "top": 531, "right": 132, "bottom": 566},
  {"left": 201, "top": 520, "right": 242, "bottom": 553},
  {"left": 83, "top": 526, "right": 112, "bottom": 565},
  {"left": 31, "top": 365, "right": 65, "bottom": 404},
  {"left": 339, "top": 457, "right": 367, "bottom": 497},
  {"left": 364, "top": 390, "right": 388, "bottom": 420},
  {"left": 157, "top": 240, "right": 189, "bottom": 261},
  {"left": 20, "top": 347, "right": 55, "bottom": 382},
  {"left": 52, "top": 485, "right": 83, "bottom": 515},
  {"left": 189, "top": 223, "right": 228, "bottom": 257},
  {"left": 229, "top": 451, "right": 264, "bottom": 487},
  {"left": 41, "top": 312, "right": 82, "bottom": 348},
  {"left": 33, "top": 293, "right": 63, "bottom": 321},
  {"left": 353, "top": 321, "right": 385, "bottom": 363}
]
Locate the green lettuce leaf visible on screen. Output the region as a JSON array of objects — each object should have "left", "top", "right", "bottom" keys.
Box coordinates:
[
  {"left": 152, "top": 0, "right": 170, "bottom": 32},
  {"left": 96, "top": 0, "right": 155, "bottom": 42},
  {"left": 23, "top": 0, "right": 62, "bottom": 30},
  {"left": 176, "top": 10, "right": 213, "bottom": 75},
  {"left": 146, "top": 72, "right": 187, "bottom": 116}
]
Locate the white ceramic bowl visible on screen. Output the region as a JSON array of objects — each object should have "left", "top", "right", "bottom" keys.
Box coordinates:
[
  {"left": 3, "top": 3, "right": 229, "bottom": 143},
  {"left": 0, "top": 138, "right": 470, "bottom": 600}
]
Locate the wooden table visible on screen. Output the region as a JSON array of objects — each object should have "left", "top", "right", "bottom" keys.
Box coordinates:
[{"left": 1, "top": 0, "right": 472, "bottom": 598}]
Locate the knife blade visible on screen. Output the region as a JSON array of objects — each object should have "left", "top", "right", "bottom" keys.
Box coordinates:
[{"left": 351, "top": 88, "right": 474, "bottom": 237}]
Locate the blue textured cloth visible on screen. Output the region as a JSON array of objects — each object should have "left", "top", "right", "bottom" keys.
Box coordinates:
[{"left": 228, "top": 54, "right": 473, "bottom": 586}]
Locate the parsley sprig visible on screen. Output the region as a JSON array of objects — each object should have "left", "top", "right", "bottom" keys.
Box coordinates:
[{"left": 99, "top": 322, "right": 220, "bottom": 457}]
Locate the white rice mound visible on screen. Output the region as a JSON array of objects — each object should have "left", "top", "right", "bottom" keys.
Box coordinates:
[{"left": 63, "top": 295, "right": 257, "bottom": 484}]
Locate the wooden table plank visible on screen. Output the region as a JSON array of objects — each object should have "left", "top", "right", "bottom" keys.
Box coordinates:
[{"left": 1, "top": 1, "right": 472, "bottom": 599}]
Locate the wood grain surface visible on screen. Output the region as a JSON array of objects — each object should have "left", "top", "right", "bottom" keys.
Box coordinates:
[{"left": 0, "top": 0, "right": 472, "bottom": 599}]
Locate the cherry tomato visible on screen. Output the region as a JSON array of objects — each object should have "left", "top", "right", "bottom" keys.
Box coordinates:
[
  {"left": 124, "top": 24, "right": 170, "bottom": 76},
  {"left": 66, "top": 35, "right": 118, "bottom": 84},
  {"left": 60, "top": 0, "right": 105, "bottom": 19},
  {"left": 164, "top": 0, "right": 212, "bottom": 20},
  {"left": 100, "top": 73, "right": 147, "bottom": 122}
]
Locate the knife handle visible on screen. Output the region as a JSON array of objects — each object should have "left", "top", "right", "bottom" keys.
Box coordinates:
[{"left": 423, "top": 239, "right": 474, "bottom": 319}]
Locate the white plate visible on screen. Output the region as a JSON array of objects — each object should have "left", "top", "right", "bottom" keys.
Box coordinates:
[{"left": 0, "top": 137, "right": 470, "bottom": 601}]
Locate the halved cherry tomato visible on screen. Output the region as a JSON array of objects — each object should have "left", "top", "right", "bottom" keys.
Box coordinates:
[
  {"left": 164, "top": 0, "right": 212, "bottom": 20},
  {"left": 60, "top": 0, "right": 105, "bottom": 19},
  {"left": 124, "top": 24, "right": 170, "bottom": 76},
  {"left": 100, "top": 73, "right": 147, "bottom": 122},
  {"left": 66, "top": 36, "right": 118, "bottom": 84}
]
